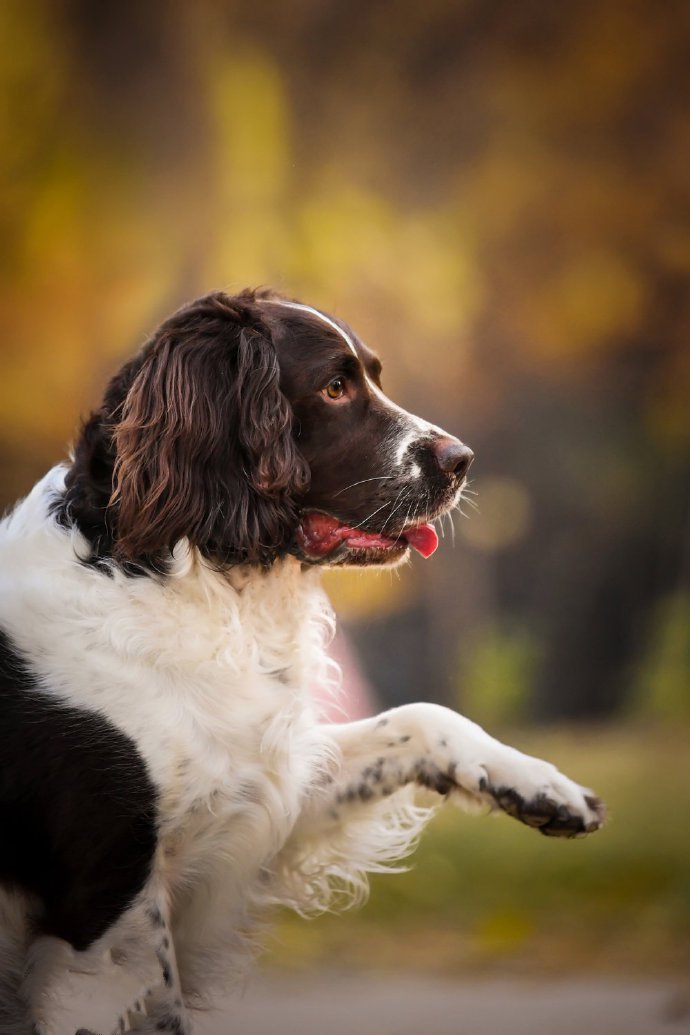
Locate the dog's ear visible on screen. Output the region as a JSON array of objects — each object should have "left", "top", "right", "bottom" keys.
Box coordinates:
[{"left": 110, "top": 293, "right": 309, "bottom": 565}]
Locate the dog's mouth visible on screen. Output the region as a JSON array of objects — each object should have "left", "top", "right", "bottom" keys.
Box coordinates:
[{"left": 296, "top": 510, "right": 439, "bottom": 562}]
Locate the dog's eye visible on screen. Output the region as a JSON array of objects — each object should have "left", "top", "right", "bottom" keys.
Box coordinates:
[{"left": 324, "top": 377, "right": 346, "bottom": 401}]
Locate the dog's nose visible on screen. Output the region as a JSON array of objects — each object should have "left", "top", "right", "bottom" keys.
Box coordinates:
[{"left": 432, "top": 437, "right": 474, "bottom": 478}]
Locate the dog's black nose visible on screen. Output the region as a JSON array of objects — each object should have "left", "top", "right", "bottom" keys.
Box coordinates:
[{"left": 432, "top": 437, "right": 474, "bottom": 478}]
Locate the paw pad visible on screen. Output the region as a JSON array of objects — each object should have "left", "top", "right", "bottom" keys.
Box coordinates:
[{"left": 491, "top": 784, "right": 606, "bottom": 838}]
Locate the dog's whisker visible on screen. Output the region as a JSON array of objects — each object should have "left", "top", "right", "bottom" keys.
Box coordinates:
[
  {"left": 460, "top": 491, "right": 480, "bottom": 513},
  {"left": 394, "top": 493, "right": 426, "bottom": 544},
  {"left": 332, "top": 476, "right": 396, "bottom": 498},
  {"left": 347, "top": 498, "right": 394, "bottom": 530},
  {"left": 380, "top": 487, "right": 412, "bottom": 534}
]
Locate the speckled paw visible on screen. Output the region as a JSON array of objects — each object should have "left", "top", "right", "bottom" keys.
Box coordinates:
[{"left": 487, "top": 781, "right": 606, "bottom": 838}]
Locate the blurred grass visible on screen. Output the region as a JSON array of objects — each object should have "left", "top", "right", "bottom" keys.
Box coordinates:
[{"left": 268, "top": 724, "right": 690, "bottom": 977}]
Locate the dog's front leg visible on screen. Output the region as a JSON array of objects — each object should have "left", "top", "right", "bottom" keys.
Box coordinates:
[{"left": 304, "top": 703, "right": 605, "bottom": 838}]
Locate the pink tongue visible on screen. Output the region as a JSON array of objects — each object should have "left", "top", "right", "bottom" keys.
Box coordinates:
[
  {"left": 402, "top": 523, "right": 439, "bottom": 558},
  {"left": 297, "top": 513, "right": 439, "bottom": 559}
]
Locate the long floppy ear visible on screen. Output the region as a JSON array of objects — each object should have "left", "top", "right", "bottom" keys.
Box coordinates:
[{"left": 110, "top": 293, "right": 309, "bottom": 566}]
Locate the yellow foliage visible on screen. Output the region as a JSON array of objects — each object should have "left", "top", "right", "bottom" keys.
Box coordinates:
[
  {"left": 523, "top": 251, "right": 647, "bottom": 362},
  {"left": 324, "top": 567, "right": 415, "bottom": 622},
  {"left": 0, "top": 0, "right": 687, "bottom": 642}
]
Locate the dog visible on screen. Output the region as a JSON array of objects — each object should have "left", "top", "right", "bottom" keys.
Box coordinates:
[{"left": 0, "top": 289, "right": 605, "bottom": 1034}]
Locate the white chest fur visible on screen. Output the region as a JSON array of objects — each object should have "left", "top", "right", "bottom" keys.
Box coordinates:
[{"left": 0, "top": 469, "right": 338, "bottom": 890}]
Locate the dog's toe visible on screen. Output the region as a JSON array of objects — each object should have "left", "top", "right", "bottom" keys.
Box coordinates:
[
  {"left": 494, "top": 785, "right": 600, "bottom": 837},
  {"left": 484, "top": 759, "right": 606, "bottom": 838}
]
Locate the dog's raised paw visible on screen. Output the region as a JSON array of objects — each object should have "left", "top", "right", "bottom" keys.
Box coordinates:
[
  {"left": 491, "top": 784, "right": 606, "bottom": 837},
  {"left": 470, "top": 748, "right": 607, "bottom": 838}
]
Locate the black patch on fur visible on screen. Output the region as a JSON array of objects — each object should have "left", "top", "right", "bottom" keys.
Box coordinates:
[
  {"left": 364, "top": 761, "right": 384, "bottom": 784},
  {"left": 156, "top": 1017, "right": 185, "bottom": 1034},
  {"left": 412, "top": 759, "right": 456, "bottom": 796},
  {"left": 0, "top": 629, "right": 158, "bottom": 951},
  {"left": 490, "top": 784, "right": 599, "bottom": 838},
  {"left": 147, "top": 905, "right": 164, "bottom": 927},
  {"left": 50, "top": 407, "right": 167, "bottom": 579}
]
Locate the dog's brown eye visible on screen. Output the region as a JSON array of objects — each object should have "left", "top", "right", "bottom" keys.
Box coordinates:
[{"left": 324, "top": 377, "right": 346, "bottom": 400}]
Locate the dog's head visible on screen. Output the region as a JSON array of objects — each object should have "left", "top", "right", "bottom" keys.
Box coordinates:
[{"left": 70, "top": 290, "right": 472, "bottom": 570}]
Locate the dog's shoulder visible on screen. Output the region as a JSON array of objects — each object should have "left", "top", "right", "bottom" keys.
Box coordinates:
[{"left": 0, "top": 468, "right": 335, "bottom": 801}]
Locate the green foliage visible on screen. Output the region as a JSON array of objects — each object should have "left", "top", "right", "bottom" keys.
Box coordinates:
[
  {"left": 632, "top": 593, "right": 690, "bottom": 721},
  {"left": 456, "top": 623, "right": 539, "bottom": 727}
]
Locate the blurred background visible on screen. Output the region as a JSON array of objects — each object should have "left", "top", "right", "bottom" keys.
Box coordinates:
[{"left": 2, "top": 0, "right": 689, "bottom": 1027}]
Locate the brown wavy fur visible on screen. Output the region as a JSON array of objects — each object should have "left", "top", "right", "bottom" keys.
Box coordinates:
[
  {"left": 111, "top": 291, "right": 309, "bottom": 565},
  {"left": 59, "top": 291, "right": 309, "bottom": 570}
]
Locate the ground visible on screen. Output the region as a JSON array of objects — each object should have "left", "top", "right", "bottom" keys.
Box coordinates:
[{"left": 64, "top": 972, "right": 690, "bottom": 1035}]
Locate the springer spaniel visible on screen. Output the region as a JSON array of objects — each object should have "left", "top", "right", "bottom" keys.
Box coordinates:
[{"left": 0, "top": 290, "right": 605, "bottom": 1034}]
